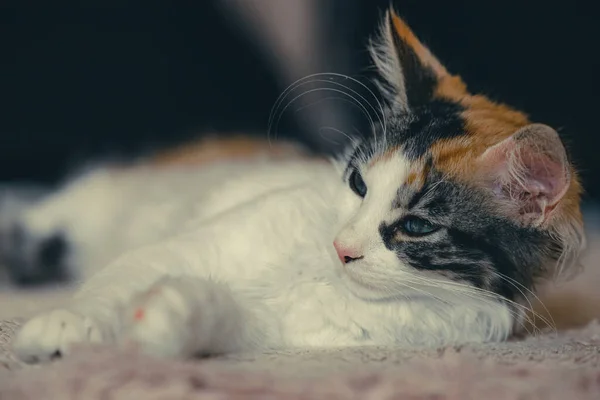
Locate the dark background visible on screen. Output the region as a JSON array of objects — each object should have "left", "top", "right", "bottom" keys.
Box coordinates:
[{"left": 1, "top": 1, "right": 598, "bottom": 199}]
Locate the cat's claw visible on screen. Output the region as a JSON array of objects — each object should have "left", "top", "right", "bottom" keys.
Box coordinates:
[
  {"left": 13, "top": 309, "right": 106, "bottom": 363},
  {"left": 120, "top": 282, "right": 193, "bottom": 359}
]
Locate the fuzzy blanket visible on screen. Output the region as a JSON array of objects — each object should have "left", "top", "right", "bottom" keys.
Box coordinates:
[{"left": 1, "top": 319, "right": 600, "bottom": 399}]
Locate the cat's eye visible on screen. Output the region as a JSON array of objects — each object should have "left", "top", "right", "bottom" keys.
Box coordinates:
[
  {"left": 400, "top": 216, "right": 439, "bottom": 237},
  {"left": 349, "top": 169, "right": 367, "bottom": 198}
]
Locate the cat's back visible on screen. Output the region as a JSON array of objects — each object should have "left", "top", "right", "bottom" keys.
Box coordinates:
[
  {"left": 31, "top": 157, "right": 336, "bottom": 276},
  {"left": 112, "top": 157, "right": 337, "bottom": 222}
]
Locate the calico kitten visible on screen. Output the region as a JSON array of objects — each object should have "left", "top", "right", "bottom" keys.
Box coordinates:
[{"left": 10, "top": 8, "right": 584, "bottom": 363}]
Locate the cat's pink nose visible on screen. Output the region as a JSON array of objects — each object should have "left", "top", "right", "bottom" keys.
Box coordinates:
[{"left": 333, "top": 241, "right": 364, "bottom": 264}]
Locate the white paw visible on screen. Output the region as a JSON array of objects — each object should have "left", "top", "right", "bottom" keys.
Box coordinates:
[
  {"left": 13, "top": 309, "right": 108, "bottom": 363},
  {"left": 120, "top": 282, "right": 193, "bottom": 359}
]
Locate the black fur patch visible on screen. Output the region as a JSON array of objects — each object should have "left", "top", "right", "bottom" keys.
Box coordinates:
[
  {"left": 1, "top": 225, "right": 70, "bottom": 286},
  {"left": 379, "top": 178, "right": 554, "bottom": 301},
  {"left": 388, "top": 13, "right": 437, "bottom": 108},
  {"left": 390, "top": 100, "right": 465, "bottom": 159},
  {"left": 38, "top": 233, "right": 68, "bottom": 273}
]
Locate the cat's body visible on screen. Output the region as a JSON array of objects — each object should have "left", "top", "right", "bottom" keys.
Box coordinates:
[
  {"left": 13, "top": 157, "right": 510, "bottom": 358},
  {"left": 8, "top": 9, "right": 584, "bottom": 362}
]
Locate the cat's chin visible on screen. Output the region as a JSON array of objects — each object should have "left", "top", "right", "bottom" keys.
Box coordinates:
[{"left": 339, "top": 270, "right": 430, "bottom": 303}]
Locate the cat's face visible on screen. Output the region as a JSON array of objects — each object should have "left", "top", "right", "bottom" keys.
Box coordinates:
[{"left": 331, "top": 9, "right": 584, "bottom": 305}]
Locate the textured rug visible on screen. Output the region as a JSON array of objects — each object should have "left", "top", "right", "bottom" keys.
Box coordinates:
[{"left": 1, "top": 319, "right": 600, "bottom": 399}]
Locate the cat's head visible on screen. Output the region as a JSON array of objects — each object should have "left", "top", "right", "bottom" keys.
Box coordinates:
[{"left": 332, "top": 9, "right": 584, "bottom": 310}]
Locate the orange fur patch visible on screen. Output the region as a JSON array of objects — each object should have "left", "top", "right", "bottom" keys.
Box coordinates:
[
  {"left": 369, "top": 147, "right": 399, "bottom": 168},
  {"left": 151, "top": 136, "right": 311, "bottom": 167},
  {"left": 430, "top": 96, "right": 530, "bottom": 178},
  {"left": 405, "top": 159, "right": 431, "bottom": 190},
  {"left": 406, "top": 171, "right": 418, "bottom": 185}
]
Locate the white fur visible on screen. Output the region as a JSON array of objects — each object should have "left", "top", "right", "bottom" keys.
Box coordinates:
[{"left": 13, "top": 156, "right": 512, "bottom": 362}]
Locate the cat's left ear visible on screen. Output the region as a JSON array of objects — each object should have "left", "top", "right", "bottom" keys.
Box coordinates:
[
  {"left": 370, "top": 8, "right": 467, "bottom": 110},
  {"left": 478, "top": 124, "right": 571, "bottom": 227}
]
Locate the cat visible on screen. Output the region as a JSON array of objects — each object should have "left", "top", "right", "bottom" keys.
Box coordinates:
[{"left": 9, "top": 8, "right": 584, "bottom": 363}]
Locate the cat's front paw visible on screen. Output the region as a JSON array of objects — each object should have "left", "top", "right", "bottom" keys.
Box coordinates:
[
  {"left": 13, "top": 309, "right": 108, "bottom": 363},
  {"left": 120, "top": 281, "right": 193, "bottom": 359}
]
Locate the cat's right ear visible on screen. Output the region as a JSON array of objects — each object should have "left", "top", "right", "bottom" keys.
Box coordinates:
[
  {"left": 477, "top": 124, "right": 572, "bottom": 227},
  {"left": 369, "top": 8, "right": 467, "bottom": 110}
]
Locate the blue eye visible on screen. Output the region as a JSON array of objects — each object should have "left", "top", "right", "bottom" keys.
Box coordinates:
[
  {"left": 401, "top": 216, "right": 438, "bottom": 236},
  {"left": 349, "top": 169, "right": 367, "bottom": 198}
]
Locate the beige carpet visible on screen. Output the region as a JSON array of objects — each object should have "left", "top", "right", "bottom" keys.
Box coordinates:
[{"left": 1, "top": 319, "right": 600, "bottom": 399}]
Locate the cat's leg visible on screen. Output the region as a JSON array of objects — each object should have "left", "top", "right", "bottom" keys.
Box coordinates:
[
  {"left": 13, "top": 276, "right": 251, "bottom": 362},
  {"left": 12, "top": 239, "right": 266, "bottom": 363},
  {"left": 11, "top": 308, "right": 115, "bottom": 363},
  {"left": 12, "top": 243, "right": 173, "bottom": 362},
  {"left": 119, "top": 276, "right": 247, "bottom": 358}
]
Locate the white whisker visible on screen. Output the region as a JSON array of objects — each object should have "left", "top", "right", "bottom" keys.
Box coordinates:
[
  {"left": 404, "top": 274, "right": 552, "bottom": 335},
  {"left": 492, "top": 271, "right": 557, "bottom": 332},
  {"left": 271, "top": 87, "right": 376, "bottom": 146},
  {"left": 267, "top": 73, "right": 387, "bottom": 148},
  {"left": 319, "top": 127, "right": 360, "bottom": 147}
]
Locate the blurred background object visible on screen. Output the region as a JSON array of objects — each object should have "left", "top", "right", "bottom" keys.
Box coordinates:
[{"left": 218, "top": 0, "right": 363, "bottom": 151}]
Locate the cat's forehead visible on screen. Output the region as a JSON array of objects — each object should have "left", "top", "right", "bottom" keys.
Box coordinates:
[
  {"left": 355, "top": 100, "right": 461, "bottom": 194},
  {"left": 383, "top": 100, "right": 466, "bottom": 161},
  {"left": 358, "top": 94, "right": 532, "bottom": 185},
  {"left": 353, "top": 96, "right": 528, "bottom": 214},
  {"left": 362, "top": 149, "right": 445, "bottom": 213}
]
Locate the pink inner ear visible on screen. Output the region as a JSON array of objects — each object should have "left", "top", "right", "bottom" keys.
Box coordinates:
[
  {"left": 520, "top": 151, "right": 568, "bottom": 202},
  {"left": 479, "top": 125, "right": 570, "bottom": 222}
]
